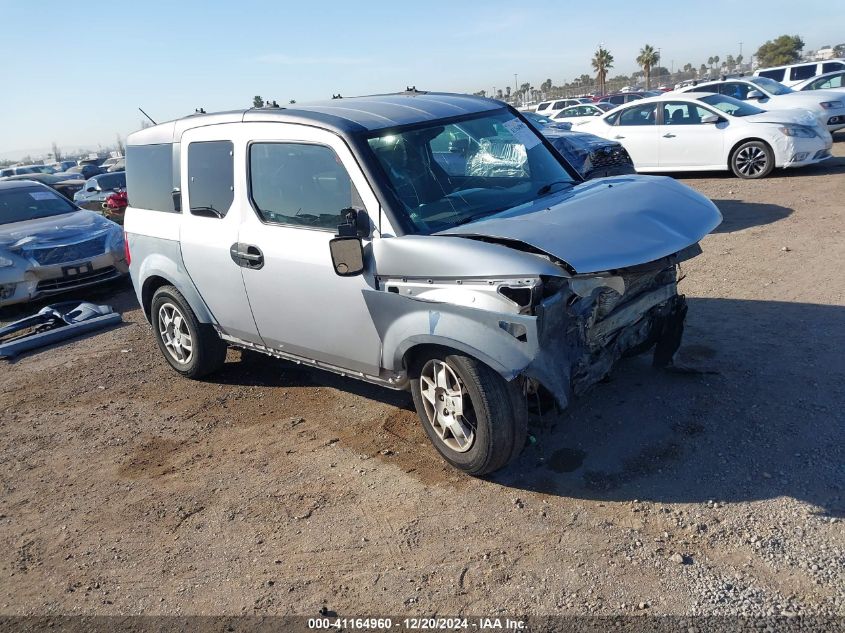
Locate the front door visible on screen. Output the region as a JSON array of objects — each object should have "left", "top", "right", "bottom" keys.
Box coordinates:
[
  {"left": 179, "top": 126, "right": 262, "bottom": 343},
  {"left": 236, "top": 123, "right": 384, "bottom": 376},
  {"left": 657, "top": 101, "right": 725, "bottom": 168}
]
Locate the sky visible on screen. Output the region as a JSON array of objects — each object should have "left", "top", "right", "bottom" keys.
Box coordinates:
[{"left": 1, "top": 0, "right": 842, "bottom": 160}]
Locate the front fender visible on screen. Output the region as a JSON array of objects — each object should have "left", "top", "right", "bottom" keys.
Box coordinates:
[{"left": 362, "top": 289, "right": 539, "bottom": 380}]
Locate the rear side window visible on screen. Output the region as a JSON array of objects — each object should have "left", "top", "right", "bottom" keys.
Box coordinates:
[
  {"left": 536, "top": 102, "right": 550, "bottom": 111},
  {"left": 790, "top": 64, "right": 817, "bottom": 81},
  {"left": 758, "top": 68, "right": 785, "bottom": 81},
  {"left": 249, "top": 143, "right": 362, "bottom": 230},
  {"left": 822, "top": 62, "right": 844, "bottom": 73},
  {"left": 126, "top": 143, "right": 175, "bottom": 212},
  {"left": 617, "top": 103, "right": 657, "bottom": 126},
  {"left": 721, "top": 82, "right": 750, "bottom": 100},
  {"left": 187, "top": 141, "right": 234, "bottom": 218}
]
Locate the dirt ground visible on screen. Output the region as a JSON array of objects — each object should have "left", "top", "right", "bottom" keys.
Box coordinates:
[{"left": 1, "top": 141, "right": 843, "bottom": 620}]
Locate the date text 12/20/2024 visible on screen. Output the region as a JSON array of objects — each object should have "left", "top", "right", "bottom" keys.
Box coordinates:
[{"left": 308, "top": 617, "right": 526, "bottom": 630}]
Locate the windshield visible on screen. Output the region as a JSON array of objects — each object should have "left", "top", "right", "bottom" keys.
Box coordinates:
[
  {"left": 0, "top": 185, "right": 78, "bottom": 224},
  {"left": 366, "top": 109, "right": 577, "bottom": 233},
  {"left": 698, "top": 94, "right": 764, "bottom": 117},
  {"left": 749, "top": 76, "right": 793, "bottom": 95}
]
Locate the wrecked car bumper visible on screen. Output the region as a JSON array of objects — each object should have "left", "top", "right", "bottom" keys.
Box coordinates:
[
  {"left": 367, "top": 262, "right": 686, "bottom": 409},
  {"left": 0, "top": 252, "right": 128, "bottom": 308},
  {"left": 527, "top": 273, "right": 685, "bottom": 406}
]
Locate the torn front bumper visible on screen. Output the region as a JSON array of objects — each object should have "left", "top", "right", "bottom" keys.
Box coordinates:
[{"left": 524, "top": 266, "right": 686, "bottom": 408}]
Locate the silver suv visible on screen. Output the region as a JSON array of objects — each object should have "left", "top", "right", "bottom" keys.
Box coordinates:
[{"left": 124, "top": 92, "right": 721, "bottom": 475}]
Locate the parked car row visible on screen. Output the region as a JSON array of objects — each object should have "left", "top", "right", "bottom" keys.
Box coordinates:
[{"left": 577, "top": 91, "right": 833, "bottom": 178}]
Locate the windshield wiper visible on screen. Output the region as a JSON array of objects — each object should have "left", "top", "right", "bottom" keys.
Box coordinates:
[
  {"left": 453, "top": 207, "right": 510, "bottom": 227},
  {"left": 536, "top": 180, "right": 574, "bottom": 197}
]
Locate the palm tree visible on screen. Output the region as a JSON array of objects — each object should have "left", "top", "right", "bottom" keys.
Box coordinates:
[
  {"left": 713, "top": 55, "right": 720, "bottom": 72},
  {"left": 636, "top": 44, "right": 660, "bottom": 89},
  {"left": 725, "top": 54, "right": 735, "bottom": 70},
  {"left": 707, "top": 56, "right": 714, "bottom": 73},
  {"left": 591, "top": 47, "right": 614, "bottom": 96},
  {"left": 736, "top": 54, "right": 744, "bottom": 69}
]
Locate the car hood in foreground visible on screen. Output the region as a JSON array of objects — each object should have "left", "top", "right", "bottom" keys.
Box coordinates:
[
  {"left": 0, "top": 209, "right": 118, "bottom": 250},
  {"left": 437, "top": 175, "right": 722, "bottom": 274}
]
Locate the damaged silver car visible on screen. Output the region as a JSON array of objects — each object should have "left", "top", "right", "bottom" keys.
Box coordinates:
[
  {"left": 0, "top": 180, "right": 128, "bottom": 308},
  {"left": 124, "top": 91, "right": 721, "bottom": 475}
]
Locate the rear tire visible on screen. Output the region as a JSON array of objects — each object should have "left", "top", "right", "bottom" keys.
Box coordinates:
[
  {"left": 151, "top": 285, "right": 227, "bottom": 379},
  {"left": 730, "top": 140, "right": 774, "bottom": 179},
  {"left": 410, "top": 348, "right": 527, "bottom": 476}
]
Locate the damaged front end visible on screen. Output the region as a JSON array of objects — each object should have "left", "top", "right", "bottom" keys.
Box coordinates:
[{"left": 525, "top": 260, "right": 687, "bottom": 408}]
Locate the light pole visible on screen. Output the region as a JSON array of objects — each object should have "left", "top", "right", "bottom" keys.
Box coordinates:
[
  {"left": 658, "top": 47, "right": 662, "bottom": 87},
  {"left": 514, "top": 73, "right": 518, "bottom": 105}
]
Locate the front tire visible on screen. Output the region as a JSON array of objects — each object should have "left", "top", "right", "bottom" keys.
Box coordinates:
[
  {"left": 730, "top": 140, "right": 774, "bottom": 179},
  {"left": 151, "top": 285, "right": 227, "bottom": 379},
  {"left": 410, "top": 349, "right": 527, "bottom": 476}
]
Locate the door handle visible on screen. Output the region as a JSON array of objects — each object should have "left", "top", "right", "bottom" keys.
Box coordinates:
[
  {"left": 663, "top": 133, "right": 676, "bottom": 138},
  {"left": 613, "top": 135, "right": 625, "bottom": 139},
  {"left": 230, "top": 243, "right": 264, "bottom": 269}
]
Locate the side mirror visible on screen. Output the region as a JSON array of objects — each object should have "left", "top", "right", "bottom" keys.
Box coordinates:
[
  {"left": 701, "top": 114, "right": 721, "bottom": 124},
  {"left": 329, "top": 237, "right": 364, "bottom": 277},
  {"left": 747, "top": 90, "right": 764, "bottom": 100}
]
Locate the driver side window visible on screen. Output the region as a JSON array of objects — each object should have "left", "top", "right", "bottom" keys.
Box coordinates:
[{"left": 249, "top": 143, "right": 363, "bottom": 230}]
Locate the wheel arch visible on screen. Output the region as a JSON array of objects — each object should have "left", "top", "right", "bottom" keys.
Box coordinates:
[
  {"left": 728, "top": 136, "right": 775, "bottom": 169},
  {"left": 137, "top": 254, "right": 215, "bottom": 325}
]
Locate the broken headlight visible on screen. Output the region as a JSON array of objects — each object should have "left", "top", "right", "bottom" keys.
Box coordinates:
[{"left": 0, "top": 283, "right": 17, "bottom": 300}]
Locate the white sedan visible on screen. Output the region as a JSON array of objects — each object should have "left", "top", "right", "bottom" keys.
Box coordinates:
[
  {"left": 550, "top": 103, "right": 614, "bottom": 126},
  {"left": 578, "top": 92, "right": 833, "bottom": 179},
  {"left": 677, "top": 76, "right": 845, "bottom": 133},
  {"left": 792, "top": 70, "right": 845, "bottom": 95}
]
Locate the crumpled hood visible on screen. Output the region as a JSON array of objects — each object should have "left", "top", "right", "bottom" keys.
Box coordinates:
[
  {"left": 437, "top": 175, "right": 722, "bottom": 274},
  {"left": 542, "top": 129, "right": 621, "bottom": 153},
  {"left": 0, "top": 210, "right": 117, "bottom": 250}
]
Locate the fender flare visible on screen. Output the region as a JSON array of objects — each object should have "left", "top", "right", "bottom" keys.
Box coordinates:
[{"left": 137, "top": 252, "right": 215, "bottom": 325}]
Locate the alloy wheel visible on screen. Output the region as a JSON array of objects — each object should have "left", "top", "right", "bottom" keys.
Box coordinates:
[
  {"left": 735, "top": 145, "right": 769, "bottom": 177},
  {"left": 158, "top": 302, "right": 193, "bottom": 364},
  {"left": 419, "top": 359, "right": 477, "bottom": 453}
]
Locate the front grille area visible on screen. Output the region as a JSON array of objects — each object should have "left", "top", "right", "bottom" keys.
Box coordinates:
[
  {"left": 590, "top": 146, "right": 632, "bottom": 169},
  {"left": 26, "top": 236, "right": 107, "bottom": 266},
  {"left": 36, "top": 266, "right": 119, "bottom": 292}
]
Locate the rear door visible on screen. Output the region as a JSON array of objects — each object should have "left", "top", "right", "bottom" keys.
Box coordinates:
[
  {"left": 609, "top": 102, "right": 660, "bottom": 168},
  {"left": 179, "top": 125, "right": 262, "bottom": 343},
  {"left": 657, "top": 101, "right": 725, "bottom": 168}
]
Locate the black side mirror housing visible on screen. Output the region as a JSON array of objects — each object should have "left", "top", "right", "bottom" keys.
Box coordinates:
[
  {"left": 336, "top": 207, "right": 370, "bottom": 238},
  {"left": 329, "top": 237, "right": 365, "bottom": 277}
]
